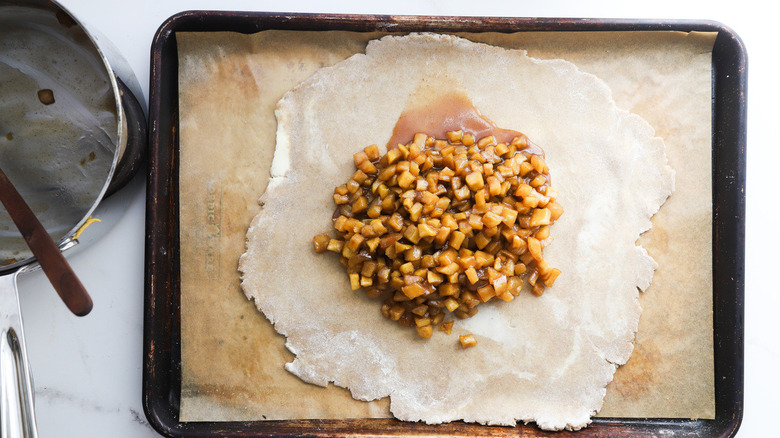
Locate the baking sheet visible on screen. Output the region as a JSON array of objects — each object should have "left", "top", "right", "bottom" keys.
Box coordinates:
[{"left": 176, "top": 29, "right": 716, "bottom": 422}]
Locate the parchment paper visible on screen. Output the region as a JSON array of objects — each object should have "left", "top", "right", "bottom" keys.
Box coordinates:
[{"left": 177, "top": 29, "right": 715, "bottom": 422}]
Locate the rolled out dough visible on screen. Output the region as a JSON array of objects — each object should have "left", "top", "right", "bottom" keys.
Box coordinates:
[{"left": 239, "top": 33, "right": 674, "bottom": 431}]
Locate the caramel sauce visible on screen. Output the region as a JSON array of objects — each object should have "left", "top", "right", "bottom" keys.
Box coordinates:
[{"left": 387, "top": 90, "right": 543, "bottom": 157}]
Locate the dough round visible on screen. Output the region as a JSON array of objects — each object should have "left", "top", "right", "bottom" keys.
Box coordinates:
[{"left": 239, "top": 33, "right": 673, "bottom": 431}]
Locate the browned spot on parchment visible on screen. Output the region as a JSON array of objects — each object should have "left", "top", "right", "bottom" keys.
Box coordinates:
[
  {"left": 640, "top": 225, "right": 669, "bottom": 256},
  {"left": 613, "top": 342, "right": 661, "bottom": 399}
]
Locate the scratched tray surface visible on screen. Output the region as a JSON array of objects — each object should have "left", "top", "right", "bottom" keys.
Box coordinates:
[{"left": 143, "top": 12, "right": 745, "bottom": 438}]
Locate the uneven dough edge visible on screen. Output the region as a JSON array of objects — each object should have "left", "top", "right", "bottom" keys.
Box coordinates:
[{"left": 239, "top": 33, "right": 674, "bottom": 431}]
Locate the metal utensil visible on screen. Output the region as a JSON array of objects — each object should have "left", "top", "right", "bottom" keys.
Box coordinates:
[{"left": 0, "top": 267, "right": 37, "bottom": 438}]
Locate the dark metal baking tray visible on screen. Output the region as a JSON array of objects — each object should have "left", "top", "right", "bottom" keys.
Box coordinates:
[{"left": 143, "top": 11, "right": 746, "bottom": 437}]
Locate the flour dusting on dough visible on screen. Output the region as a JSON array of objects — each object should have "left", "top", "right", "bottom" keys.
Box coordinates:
[{"left": 239, "top": 33, "right": 673, "bottom": 431}]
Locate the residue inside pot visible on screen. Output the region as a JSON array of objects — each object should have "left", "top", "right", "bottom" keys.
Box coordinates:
[{"left": 0, "top": 3, "right": 119, "bottom": 268}]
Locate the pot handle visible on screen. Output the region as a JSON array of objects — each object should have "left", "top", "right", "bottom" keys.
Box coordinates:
[
  {"left": 105, "top": 76, "right": 147, "bottom": 197},
  {"left": 0, "top": 270, "right": 39, "bottom": 438}
]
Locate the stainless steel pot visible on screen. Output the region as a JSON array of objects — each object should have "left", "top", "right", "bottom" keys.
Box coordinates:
[{"left": 0, "top": 0, "right": 146, "bottom": 435}]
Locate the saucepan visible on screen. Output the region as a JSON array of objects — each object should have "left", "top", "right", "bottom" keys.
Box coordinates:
[{"left": 0, "top": 0, "right": 146, "bottom": 435}]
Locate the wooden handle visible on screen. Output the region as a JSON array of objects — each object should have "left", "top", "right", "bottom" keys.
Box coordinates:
[{"left": 0, "top": 166, "right": 93, "bottom": 316}]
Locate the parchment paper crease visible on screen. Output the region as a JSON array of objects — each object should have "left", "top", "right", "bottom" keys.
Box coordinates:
[{"left": 177, "top": 29, "right": 715, "bottom": 422}]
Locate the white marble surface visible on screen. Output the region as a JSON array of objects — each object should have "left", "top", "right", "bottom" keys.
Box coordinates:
[{"left": 11, "top": 0, "right": 777, "bottom": 437}]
